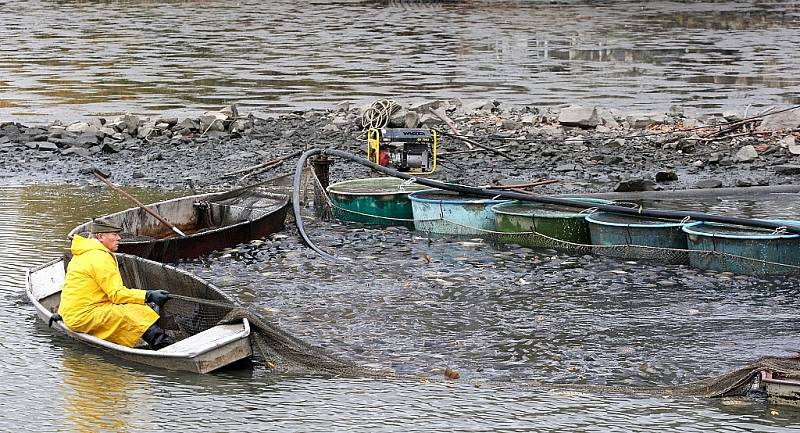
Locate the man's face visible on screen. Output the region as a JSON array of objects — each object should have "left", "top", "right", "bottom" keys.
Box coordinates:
[{"left": 96, "top": 232, "right": 121, "bottom": 252}]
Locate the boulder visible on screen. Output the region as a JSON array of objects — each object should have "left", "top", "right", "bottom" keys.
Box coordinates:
[
  {"left": 558, "top": 105, "right": 598, "bottom": 128},
  {"left": 757, "top": 109, "right": 800, "bottom": 132},
  {"left": 199, "top": 114, "right": 226, "bottom": 132},
  {"left": 774, "top": 165, "right": 800, "bottom": 175},
  {"left": 655, "top": 171, "right": 678, "bottom": 182},
  {"left": 614, "top": 178, "right": 657, "bottom": 192},
  {"left": 695, "top": 179, "right": 723, "bottom": 189},
  {"left": 404, "top": 111, "right": 420, "bottom": 128},
  {"left": 734, "top": 145, "right": 758, "bottom": 162}
]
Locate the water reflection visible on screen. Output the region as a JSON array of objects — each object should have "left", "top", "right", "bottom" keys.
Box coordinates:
[
  {"left": 1, "top": 1, "right": 799, "bottom": 122},
  {"left": 62, "top": 350, "right": 145, "bottom": 433}
]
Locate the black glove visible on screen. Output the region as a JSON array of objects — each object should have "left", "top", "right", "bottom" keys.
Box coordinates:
[{"left": 145, "top": 290, "right": 170, "bottom": 307}]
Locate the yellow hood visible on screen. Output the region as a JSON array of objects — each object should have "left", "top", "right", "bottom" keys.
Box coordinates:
[{"left": 70, "top": 234, "right": 109, "bottom": 256}]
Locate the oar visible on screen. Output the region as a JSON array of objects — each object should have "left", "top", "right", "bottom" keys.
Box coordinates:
[{"left": 92, "top": 169, "right": 187, "bottom": 237}]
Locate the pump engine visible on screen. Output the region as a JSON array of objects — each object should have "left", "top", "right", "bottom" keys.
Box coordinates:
[{"left": 367, "top": 128, "right": 437, "bottom": 175}]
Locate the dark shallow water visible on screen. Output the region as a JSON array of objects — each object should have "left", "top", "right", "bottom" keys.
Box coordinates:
[
  {"left": 4, "top": 185, "right": 800, "bottom": 431},
  {"left": 1, "top": 1, "right": 799, "bottom": 123}
]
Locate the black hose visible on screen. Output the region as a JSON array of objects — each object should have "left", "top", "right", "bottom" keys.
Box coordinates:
[{"left": 293, "top": 148, "right": 800, "bottom": 260}]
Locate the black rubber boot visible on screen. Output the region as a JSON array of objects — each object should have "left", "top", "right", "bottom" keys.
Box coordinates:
[{"left": 141, "top": 324, "right": 175, "bottom": 350}]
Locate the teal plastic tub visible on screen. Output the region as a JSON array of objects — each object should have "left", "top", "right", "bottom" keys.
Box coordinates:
[
  {"left": 585, "top": 212, "right": 689, "bottom": 263},
  {"left": 682, "top": 220, "right": 800, "bottom": 276},
  {"left": 326, "top": 177, "right": 427, "bottom": 227},
  {"left": 409, "top": 189, "right": 508, "bottom": 236},
  {"left": 491, "top": 198, "right": 612, "bottom": 249}
]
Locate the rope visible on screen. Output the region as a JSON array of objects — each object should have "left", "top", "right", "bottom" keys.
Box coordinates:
[{"left": 361, "top": 99, "right": 400, "bottom": 129}]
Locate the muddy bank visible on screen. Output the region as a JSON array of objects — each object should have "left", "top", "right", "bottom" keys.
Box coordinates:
[{"left": 1, "top": 100, "right": 799, "bottom": 194}]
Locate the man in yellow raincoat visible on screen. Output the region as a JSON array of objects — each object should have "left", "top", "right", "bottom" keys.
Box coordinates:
[{"left": 58, "top": 219, "right": 174, "bottom": 349}]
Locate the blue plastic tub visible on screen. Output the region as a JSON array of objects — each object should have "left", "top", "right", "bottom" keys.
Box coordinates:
[
  {"left": 409, "top": 189, "right": 508, "bottom": 236},
  {"left": 682, "top": 220, "right": 800, "bottom": 276},
  {"left": 585, "top": 212, "right": 688, "bottom": 263}
]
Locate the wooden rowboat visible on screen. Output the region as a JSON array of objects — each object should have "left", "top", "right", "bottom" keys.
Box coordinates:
[
  {"left": 67, "top": 189, "right": 289, "bottom": 262},
  {"left": 26, "top": 254, "right": 251, "bottom": 373},
  {"left": 760, "top": 370, "right": 800, "bottom": 407}
]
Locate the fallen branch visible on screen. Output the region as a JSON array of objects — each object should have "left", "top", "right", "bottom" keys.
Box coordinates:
[{"left": 437, "top": 130, "right": 516, "bottom": 161}]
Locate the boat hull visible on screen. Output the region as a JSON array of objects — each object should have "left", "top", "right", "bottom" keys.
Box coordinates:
[
  {"left": 68, "top": 190, "right": 289, "bottom": 262},
  {"left": 26, "top": 255, "right": 252, "bottom": 373}
]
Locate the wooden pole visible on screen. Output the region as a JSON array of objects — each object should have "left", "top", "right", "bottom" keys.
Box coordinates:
[{"left": 92, "top": 170, "right": 187, "bottom": 237}]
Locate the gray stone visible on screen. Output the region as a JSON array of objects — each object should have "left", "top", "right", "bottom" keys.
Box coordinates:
[
  {"left": 110, "top": 114, "right": 140, "bottom": 134},
  {"left": 555, "top": 164, "right": 577, "bottom": 172},
  {"left": 322, "top": 124, "right": 340, "bottom": 134},
  {"left": 614, "top": 178, "right": 657, "bottom": 192},
  {"left": 24, "top": 142, "right": 38, "bottom": 149},
  {"left": 220, "top": 104, "right": 239, "bottom": 119},
  {"left": 655, "top": 171, "right": 678, "bottom": 182},
  {"left": 37, "top": 142, "right": 59, "bottom": 152},
  {"left": 138, "top": 124, "right": 156, "bottom": 139},
  {"left": 564, "top": 136, "right": 585, "bottom": 146},
  {"left": 722, "top": 111, "right": 743, "bottom": 122},
  {"left": 625, "top": 113, "right": 666, "bottom": 129},
  {"left": 65, "top": 122, "right": 97, "bottom": 134},
  {"left": 199, "top": 115, "right": 225, "bottom": 133},
  {"left": 501, "top": 119, "right": 522, "bottom": 130},
  {"left": 735, "top": 145, "right": 758, "bottom": 162},
  {"left": 597, "top": 108, "right": 620, "bottom": 129},
  {"left": 695, "top": 179, "right": 723, "bottom": 189},
  {"left": 558, "top": 105, "right": 598, "bottom": 128},
  {"left": 156, "top": 116, "right": 178, "bottom": 126},
  {"left": 404, "top": 111, "right": 420, "bottom": 128},
  {"left": 465, "top": 99, "right": 495, "bottom": 112},
  {"left": 76, "top": 132, "right": 99, "bottom": 147},
  {"left": 61, "top": 147, "right": 91, "bottom": 157},
  {"left": 176, "top": 118, "right": 198, "bottom": 131},
  {"left": 230, "top": 119, "right": 249, "bottom": 133},
  {"left": 418, "top": 113, "right": 444, "bottom": 128},
  {"left": 603, "top": 155, "right": 623, "bottom": 165},
  {"left": 388, "top": 108, "right": 408, "bottom": 128},
  {"left": 757, "top": 109, "right": 800, "bottom": 132},
  {"left": 774, "top": 165, "right": 800, "bottom": 175}
]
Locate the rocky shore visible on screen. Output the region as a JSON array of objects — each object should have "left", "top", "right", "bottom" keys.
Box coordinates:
[{"left": 2, "top": 100, "right": 799, "bottom": 194}]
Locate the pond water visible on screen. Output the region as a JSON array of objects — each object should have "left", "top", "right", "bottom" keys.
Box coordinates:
[
  {"left": 3, "top": 184, "right": 800, "bottom": 431},
  {"left": 1, "top": 1, "right": 799, "bottom": 123}
]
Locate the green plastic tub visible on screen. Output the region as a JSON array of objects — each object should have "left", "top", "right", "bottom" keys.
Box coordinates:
[
  {"left": 491, "top": 198, "right": 611, "bottom": 249},
  {"left": 326, "top": 177, "right": 427, "bottom": 227}
]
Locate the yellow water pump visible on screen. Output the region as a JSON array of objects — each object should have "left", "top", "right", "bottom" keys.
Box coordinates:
[{"left": 367, "top": 128, "right": 437, "bottom": 175}]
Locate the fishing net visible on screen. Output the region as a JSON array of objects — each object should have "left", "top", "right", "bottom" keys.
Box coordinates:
[
  {"left": 116, "top": 254, "right": 393, "bottom": 378},
  {"left": 308, "top": 181, "right": 800, "bottom": 276},
  {"left": 165, "top": 292, "right": 800, "bottom": 398}
]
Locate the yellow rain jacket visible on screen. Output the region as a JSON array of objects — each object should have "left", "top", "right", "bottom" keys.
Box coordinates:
[{"left": 58, "top": 235, "right": 159, "bottom": 347}]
